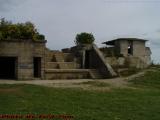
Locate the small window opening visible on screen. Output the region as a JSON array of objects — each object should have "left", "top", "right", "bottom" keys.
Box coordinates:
[{"left": 128, "top": 42, "right": 133, "bottom": 55}]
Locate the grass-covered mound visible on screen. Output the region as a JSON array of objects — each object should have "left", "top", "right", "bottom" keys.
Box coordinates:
[{"left": 129, "top": 69, "right": 160, "bottom": 89}]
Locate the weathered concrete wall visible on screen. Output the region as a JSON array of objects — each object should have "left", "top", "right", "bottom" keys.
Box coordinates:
[
  {"left": 104, "top": 56, "right": 151, "bottom": 69},
  {"left": 125, "top": 56, "right": 148, "bottom": 68},
  {"left": 104, "top": 56, "right": 150, "bottom": 69},
  {"left": 45, "top": 69, "right": 90, "bottom": 79},
  {"left": 100, "top": 47, "right": 115, "bottom": 57},
  {"left": 132, "top": 41, "right": 146, "bottom": 57},
  {"left": 118, "top": 40, "right": 129, "bottom": 56},
  {"left": 33, "top": 42, "right": 46, "bottom": 79},
  {"left": 69, "top": 44, "right": 117, "bottom": 78},
  {"left": 102, "top": 41, "right": 151, "bottom": 69},
  {"left": 105, "top": 57, "right": 125, "bottom": 67},
  {"left": 117, "top": 40, "right": 146, "bottom": 57},
  {"left": 0, "top": 39, "right": 46, "bottom": 80},
  {"left": 109, "top": 39, "right": 151, "bottom": 68},
  {"left": 131, "top": 41, "right": 151, "bottom": 67},
  {"left": 70, "top": 44, "right": 92, "bottom": 69}
]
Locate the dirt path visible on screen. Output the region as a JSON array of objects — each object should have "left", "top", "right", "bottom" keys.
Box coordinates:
[{"left": 0, "top": 70, "right": 147, "bottom": 90}]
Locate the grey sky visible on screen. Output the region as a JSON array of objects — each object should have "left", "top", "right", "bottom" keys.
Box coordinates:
[{"left": 0, "top": 0, "right": 160, "bottom": 63}]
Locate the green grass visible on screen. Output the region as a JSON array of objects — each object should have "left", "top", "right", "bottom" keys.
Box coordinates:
[
  {"left": 129, "top": 70, "right": 160, "bottom": 89},
  {"left": 77, "top": 81, "right": 110, "bottom": 87},
  {"left": 1, "top": 70, "right": 160, "bottom": 120},
  {"left": 119, "top": 68, "right": 140, "bottom": 77},
  {"left": 150, "top": 64, "right": 160, "bottom": 68}
]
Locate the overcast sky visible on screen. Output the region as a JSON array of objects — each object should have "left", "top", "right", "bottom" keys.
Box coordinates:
[{"left": 0, "top": 0, "right": 160, "bottom": 63}]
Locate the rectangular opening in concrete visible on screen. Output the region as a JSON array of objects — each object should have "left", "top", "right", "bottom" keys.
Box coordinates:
[
  {"left": 85, "top": 50, "right": 90, "bottom": 69},
  {"left": 128, "top": 41, "right": 133, "bottom": 55},
  {"left": 0, "top": 57, "right": 17, "bottom": 79},
  {"left": 33, "top": 57, "right": 41, "bottom": 78}
]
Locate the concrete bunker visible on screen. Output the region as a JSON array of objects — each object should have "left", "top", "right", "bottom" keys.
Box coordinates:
[
  {"left": 0, "top": 37, "right": 152, "bottom": 80},
  {"left": 0, "top": 39, "right": 46, "bottom": 80}
]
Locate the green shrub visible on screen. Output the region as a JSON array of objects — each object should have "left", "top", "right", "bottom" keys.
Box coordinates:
[
  {"left": 0, "top": 18, "right": 45, "bottom": 41},
  {"left": 75, "top": 32, "right": 95, "bottom": 45}
]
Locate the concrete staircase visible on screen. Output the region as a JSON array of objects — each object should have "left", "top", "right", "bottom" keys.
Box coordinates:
[
  {"left": 44, "top": 50, "right": 109, "bottom": 79},
  {"left": 54, "top": 53, "right": 64, "bottom": 62},
  {"left": 92, "top": 44, "right": 117, "bottom": 77},
  {"left": 45, "top": 69, "right": 90, "bottom": 79},
  {"left": 89, "top": 69, "right": 104, "bottom": 79},
  {"left": 45, "top": 51, "right": 90, "bottom": 79},
  {"left": 53, "top": 52, "right": 80, "bottom": 69}
]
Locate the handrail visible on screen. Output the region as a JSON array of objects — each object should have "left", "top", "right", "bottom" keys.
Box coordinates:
[{"left": 92, "top": 44, "right": 117, "bottom": 77}]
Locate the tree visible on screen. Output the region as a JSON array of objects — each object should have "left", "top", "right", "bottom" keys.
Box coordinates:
[
  {"left": 75, "top": 32, "right": 95, "bottom": 45},
  {"left": 0, "top": 18, "right": 45, "bottom": 41}
]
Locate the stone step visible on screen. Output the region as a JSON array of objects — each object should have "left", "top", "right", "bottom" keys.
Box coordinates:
[
  {"left": 46, "top": 62, "right": 81, "bottom": 69},
  {"left": 45, "top": 56, "right": 56, "bottom": 62},
  {"left": 45, "top": 69, "right": 90, "bottom": 72},
  {"left": 117, "top": 68, "right": 129, "bottom": 73},
  {"left": 46, "top": 51, "right": 78, "bottom": 63},
  {"left": 55, "top": 55, "right": 64, "bottom": 62},
  {"left": 63, "top": 53, "right": 75, "bottom": 62},
  {"left": 45, "top": 62, "right": 59, "bottom": 69},
  {"left": 89, "top": 69, "right": 104, "bottom": 79},
  {"left": 45, "top": 69, "right": 91, "bottom": 79},
  {"left": 54, "top": 54, "right": 64, "bottom": 62},
  {"left": 45, "top": 52, "right": 57, "bottom": 62}
]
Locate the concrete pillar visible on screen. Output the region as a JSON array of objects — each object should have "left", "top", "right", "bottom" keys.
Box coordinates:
[{"left": 82, "top": 50, "right": 85, "bottom": 69}]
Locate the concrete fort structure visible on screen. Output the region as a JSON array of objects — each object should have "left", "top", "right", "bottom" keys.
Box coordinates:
[
  {"left": 102, "top": 38, "right": 151, "bottom": 69},
  {"left": 0, "top": 38, "right": 151, "bottom": 80},
  {"left": 0, "top": 39, "right": 46, "bottom": 80}
]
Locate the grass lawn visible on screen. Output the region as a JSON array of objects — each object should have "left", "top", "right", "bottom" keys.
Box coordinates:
[{"left": 0, "top": 70, "right": 160, "bottom": 120}]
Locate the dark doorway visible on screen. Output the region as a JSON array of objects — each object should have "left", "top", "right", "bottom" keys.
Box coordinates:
[
  {"left": 85, "top": 50, "right": 90, "bottom": 69},
  {"left": 0, "top": 57, "right": 17, "bottom": 79},
  {"left": 33, "top": 57, "right": 41, "bottom": 78},
  {"left": 128, "top": 42, "right": 133, "bottom": 55}
]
